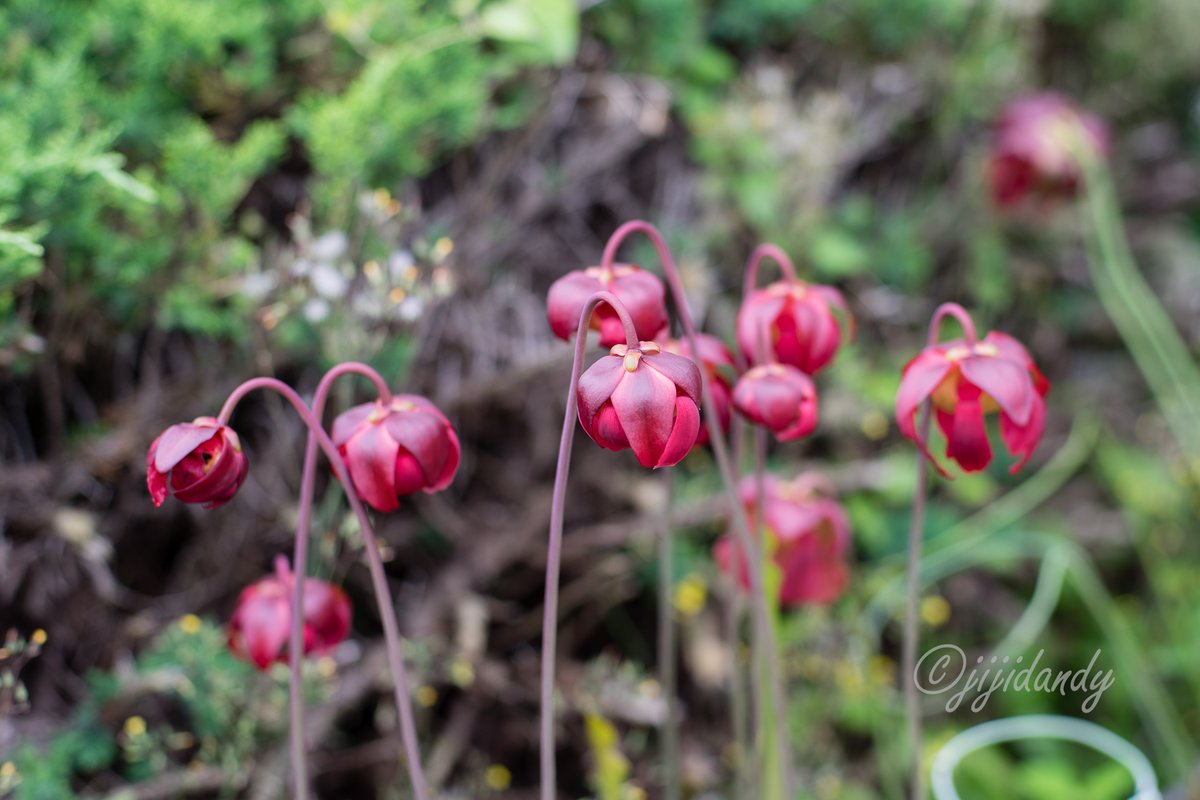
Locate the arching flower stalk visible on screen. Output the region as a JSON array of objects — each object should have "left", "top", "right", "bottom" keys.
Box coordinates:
[
  {"left": 540, "top": 290, "right": 700, "bottom": 800},
  {"left": 594, "top": 224, "right": 796, "bottom": 800},
  {"left": 894, "top": 303, "right": 1048, "bottom": 800},
  {"left": 730, "top": 242, "right": 843, "bottom": 800},
  {"left": 150, "top": 370, "right": 444, "bottom": 800}
]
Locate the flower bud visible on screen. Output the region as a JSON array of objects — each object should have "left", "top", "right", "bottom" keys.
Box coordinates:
[{"left": 147, "top": 417, "right": 248, "bottom": 509}]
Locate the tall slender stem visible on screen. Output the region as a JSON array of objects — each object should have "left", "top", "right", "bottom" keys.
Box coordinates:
[
  {"left": 542, "top": 292, "right": 640, "bottom": 800},
  {"left": 287, "top": 363, "right": 393, "bottom": 800},
  {"left": 901, "top": 303, "right": 972, "bottom": 800},
  {"left": 600, "top": 220, "right": 794, "bottom": 798},
  {"left": 903, "top": 404, "right": 932, "bottom": 800},
  {"left": 742, "top": 242, "right": 799, "bottom": 298},
  {"left": 657, "top": 469, "right": 680, "bottom": 800},
  {"left": 218, "top": 377, "right": 429, "bottom": 800}
]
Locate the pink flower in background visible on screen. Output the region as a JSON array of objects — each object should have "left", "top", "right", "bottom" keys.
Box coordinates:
[
  {"left": 660, "top": 332, "right": 738, "bottom": 447},
  {"left": 732, "top": 364, "right": 818, "bottom": 441},
  {"left": 147, "top": 417, "right": 248, "bottom": 509},
  {"left": 714, "top": 474, "right": 851, "bottom": 608},
  {"left": 577, "top": 340, "right": 701, "bottom": 468},
  {"left": 896, "top": 330, "right": 1049, "bottom": 475},
  {"left": 228, "top": 556, "right": 351, "bottom": 670},
  {"left": 332, "top": 395, "right": 460, "bottom": 512},
  {"left": 547, "top": 264, "right": 668, "bottom": 347},
  {"left": 736, "top": 280, "right": 852, "bottom": 374},
  {"left": 988, "top": 92, "right": 1109, "bottom": 207}
]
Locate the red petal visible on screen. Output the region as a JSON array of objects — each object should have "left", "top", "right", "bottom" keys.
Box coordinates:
[
  {"left": 146, "top": 436, "right": 169, "bottom": 507},
  {"left": 938, "top": 384, "right": 992, "bottom": 472},
  {"left": 153, "top": 422, "right": 220, "bottom": 473},
  {"left": 382, "top": 410, "right": 451, "bottom": 489},
  {"left": 577, "top": 355, "right": 626, "bottom": 425},
  {"left": 643, "top": 350, "right": 702, "bottom": 403},
  {"left": 547, "top": 271, "right": 604, "bottom": 341},
  {"left": 735, "top": 290, "right": 786, "bottom": 365},
  {"left": 424, "top": 423, "right": 460, "bottom": 492},
  {"left": 235, "top": 591, "right": 290, "bottom": 670},
  {"left": 611, "top": 270, "right": 668, "bottom": 343},
  {"left": 587, "top": 402, "right": 630, "bottom": 451},
  {"left": 959, "top": 354, "right": 1035, "bottom": 427},
  {"left": 1001, "top": 392, "right": 1046, "bottom": 473},
  {"left": 343, "top": 425, "right": 401, "bottom": 512},
  {"left": 331, "top": 402, "right": 376, "bottom": 446},
  {"left": 609, "top": 365, "right": 678, "bottom": 468},
  {"left": 656, "top": 396, "right": 700, "bottom": 467}
]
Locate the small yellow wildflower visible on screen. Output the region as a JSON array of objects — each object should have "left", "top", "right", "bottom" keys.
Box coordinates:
[
  {"left": 673, "top": 575, "right": 707, "bottom": 617},
  {"left": 415, "top": 686, "right": 438, "bottom": 708},
  {"left": 124, "top": 716, "right": 147, "bottom": 737},
  {"left": 920, "top": 595, "right": 951, "bottom": 628},
  {"left": 178, "top": 615, "right": 202, "bottom": 635},
  {"left": 484, "top": 764, "right": 511, "bottom": 791}
]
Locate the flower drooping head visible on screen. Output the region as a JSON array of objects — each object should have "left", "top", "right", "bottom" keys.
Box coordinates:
[
  {"left": 332, "top": 395, "right": 460, "bottom": 513},
  {"left": 736, "top": 281, "right": 852, "bottom": 374},
  {"left": 547, "top": 264, "right": 668, "bottom": 347},
  {"left": 228, "top": 556, "right": 352, "bottom": 671},
  {"left": 988, "top": 92, "right": 1109, "bottom": 207},
  {"left": 896, "top": 304, "right": 1049, "bottom": 475},
  {"left": 714, "top": 473, "right": 851, "bottom": 608},
  {"left": 660, "top": 332, "right": 738, "bottom": 448},
  {"left": 147, "top": 417, "right": 249, "bottom": 509},
  {"left": 733, "top": 363, "right": 819, "bottom": 442},
  {"left": 577, "top": 340, "right": 702, "bottom": 468}
]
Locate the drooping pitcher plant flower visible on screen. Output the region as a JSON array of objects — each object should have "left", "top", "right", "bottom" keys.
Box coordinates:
[
  {"left": 660, "top": 331, "right": 737, "bottom": 447},
  {"left": 547, "top": 263, "right": 669, "bottom": 347},
  {"left": 736, "top": 279, "right": 852, "bottom": 374},
  {"left": 228, "top": 556, "right": 352, "bottom": 671},
  {"left": 577, "top": 340, "right": 702, "bottom": 468},
  {"left": 147, "top": 416, "right": 249, "bottom": 509},
  {"left": 733, "top": 363, "right": 819, "bottom": 441},
  {"left": 988, "top": 92, "right": 1109, "bottom": 207},
  {"left": 896, "top": 304, "right": 1049, "bottom": 475},
  {"left": 714, "top": 473, "right": 851, "bottom": 607},
  {"left": 331, "top": 395, "right": 461, "bottom": 513}
]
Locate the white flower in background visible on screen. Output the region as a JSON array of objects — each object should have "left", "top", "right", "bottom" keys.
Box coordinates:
[
  {"left": 310, "top": 231, "right": 348, "bottom": 262},
  {"left": 310, "top": 263, "right": 348, "bottom": 299},
  {"left": 397, "top": 296, "right": 424, "bottom": 322},
  {"left": 303, "top": 298, "right": 331, "bottom": 323},
  {"left": 388, "top": 250, "right": 416, "bottom": 282},
  {"left": 240, "top": 272, "right": 276, "bottom": 302}
]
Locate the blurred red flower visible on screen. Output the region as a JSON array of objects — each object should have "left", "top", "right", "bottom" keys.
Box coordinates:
[
  {"left": 988, "top": 92, "right": 1109, "bottom": 207},
  {"left": 733, "top": 363, "right": 818, "bottom": 441},
  {"left": 714, "top": 474, "right": 851, "bottom": 608},
  {"left": 736, "top": 280, "right": 851, "bottom": 374},
  {"left": 547, "top": 264, "right": 668, "bottom": 347},
  {"left": 228, "top": 556, "right": 351, "bottom": 670},
  {"left": 896, "top": 330, "right": 1049, "bottom": 474}
]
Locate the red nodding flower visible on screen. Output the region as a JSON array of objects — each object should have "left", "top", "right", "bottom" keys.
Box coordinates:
[
  {"left": 714, "top": 473, "right": 851, "bottom": 608},
  {"left": 331, "top": 395, "right": 460, "bottom": 513},
  {"left": 732, "top": 363, "right": 818, "bottom": 441},
  {"left": 147, "top": 416, "right": 249, "bottom": 509},
  {"left": 547, "top": 264, "right": 668, "bottom": 348},
  {"left": 896, "top": 311, "right": 1049, "bottom": 475},
  {"left": 736, "top": 280, "right": 852, "bottom": 374},
  {"left": 659, "top": 331, "right": 738, "bottom": 447},
  {"left": 228, "top": 556, "right": 351, "bottom": 671},
  {"left": 577, "top": 339, "right": 702, "bottom": 468},
  {"left": 988, "top": 92, "right": 1109, "bottom": 207}
]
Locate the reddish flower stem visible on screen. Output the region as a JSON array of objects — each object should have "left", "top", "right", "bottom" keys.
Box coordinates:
[
  {"left": 657, "top": 469, "right": 679, "bottom": 800},
  {"left": 218, "top": 375, "right": 428, "bottom": 800},
  {"left": 928, "top": 302, "right": 978, "bottom": 346},
  {"left": 600, "top": 221, "right": 794, "bottom": 799},
  {"left": 742, "top": 242, "right": 799, "bottom": 298},
  {"left": 542, "top": 291, "right": 639, "bottom": 800},
  {"left": 902, "top": 305, "right": 973, "bottom": 800}
]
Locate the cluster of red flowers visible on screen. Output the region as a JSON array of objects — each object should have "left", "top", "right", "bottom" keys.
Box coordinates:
[
  {"left": 545, "top": 244, "right": 856, "bottom": 606},
  {"left": 148, "top": 90, "right": 1084, "bottom": 670},
  {"left": 147, "top": 390, "right": 459, "bottom": 670}
]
